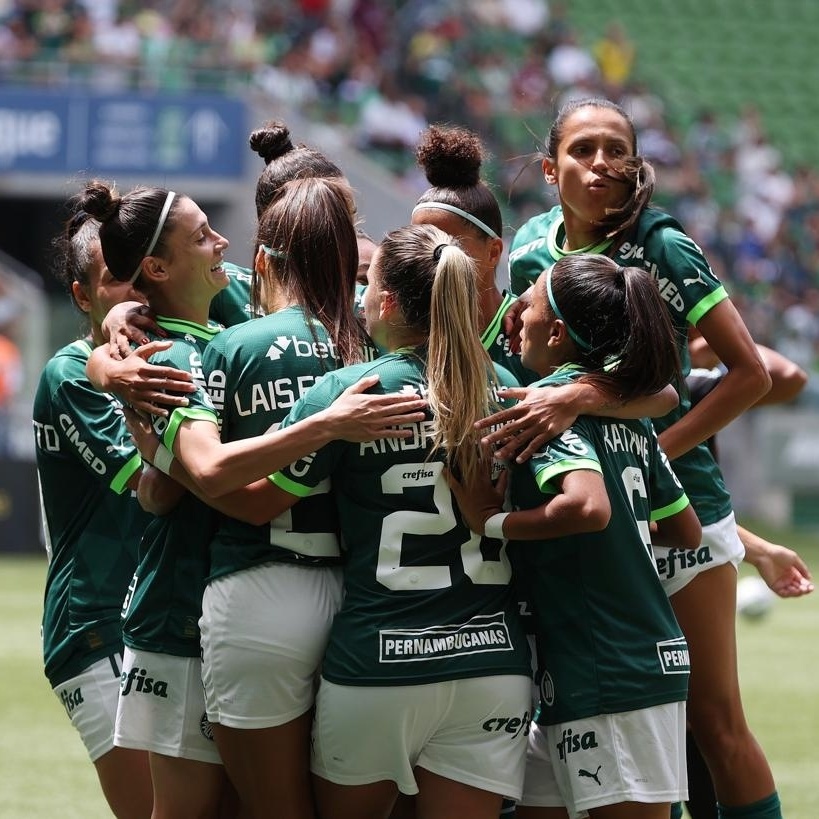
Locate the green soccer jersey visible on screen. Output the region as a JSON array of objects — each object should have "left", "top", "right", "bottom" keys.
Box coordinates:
[
  {"left": 208, "top": 262, "right": 257, "bottom": 328},
  {"left": 509, "top": 205, "right": 731, "bottom": 525},
  {"left": 354, "top": 282, "right": 366, "bottom": 318},
  {"left": 510, "top": 366, "right": 691, "bottom": 726},
  {"left": 270, "top": 351, "right": 532, "bottom": 686},
  {"left": 481, "top": 291, "right": 539, "bottom": 385},
  {"left": 195, "top": 305, "right": 352, "bottom": 581},
  {"left": 34, "top": 339, "right": 151, "bottom": 686},
  {"left": 120, "top": 318, "right": 221, "bottom": 658}
]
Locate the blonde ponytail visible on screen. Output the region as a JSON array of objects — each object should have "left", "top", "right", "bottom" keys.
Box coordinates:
[
  {"left": 427, "top": 244, "right": 498, "bottom": 484},
  {"left": 377, "top": 225, "right": 500, "bottom": 483}
]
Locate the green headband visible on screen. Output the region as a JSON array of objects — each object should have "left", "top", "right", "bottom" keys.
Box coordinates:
[
  {"left": 545, "top": 266, "right": 591, "bottom": 351},
  {"left": 260, "top": 244, "right": 287, "bottom": 259}
]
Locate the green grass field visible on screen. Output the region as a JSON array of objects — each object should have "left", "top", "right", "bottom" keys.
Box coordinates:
[{"left": 2, "top": 522, "right": 817, "bottom": 817}]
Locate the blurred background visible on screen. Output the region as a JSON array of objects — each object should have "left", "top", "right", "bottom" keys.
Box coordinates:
[{"left": 2, "top": 0, "right": 819, "bottom": 550}]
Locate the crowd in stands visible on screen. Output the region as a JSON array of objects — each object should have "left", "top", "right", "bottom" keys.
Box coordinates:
[{"left": 3, "top": 0, "right": 819, "bottom": 377}]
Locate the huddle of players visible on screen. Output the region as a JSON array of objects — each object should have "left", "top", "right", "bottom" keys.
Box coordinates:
[{"left": 35, "top": 99, "right": 798, "bottom": 819}]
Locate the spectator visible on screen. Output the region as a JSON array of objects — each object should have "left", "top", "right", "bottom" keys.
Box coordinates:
[
  {"left": 592, "top": 21, "right": 635, "bottom": 89},
  {"left": 546, "top": 29, "right": 598, "bottom": 87},
  {"left": 356, "top": 77, "right": 427, "bottom": 173}
]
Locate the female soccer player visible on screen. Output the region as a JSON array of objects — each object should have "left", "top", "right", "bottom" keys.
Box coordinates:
[
  {"left": 406, "top": 121, "right": 677, "bottom": 819},
  {"left": 80, "top": 179, "right": 238, "bottom": 818},
  {"left": 410, "top": 124, "right": 678, "bottom": 436},
  {"left": 34, "top": 209, "right": 153, "bottom": 818},
  {"left": 241, "top": 224, "right": 535, "bottom": 819},
  {"left": 209, "top": 119, "right": 351, "bottom": 328},
  {"left": 500, "top": 97, "right": 781, "bottom": 819},
  {"left": 170, "top": 175, "right": 373, "bottom": 819},
  {"left": 449, "top": 253, "right": 702, "bottom": 819},
  {"left": 410, "top": 124, "right": 529, "bottom": 381}
]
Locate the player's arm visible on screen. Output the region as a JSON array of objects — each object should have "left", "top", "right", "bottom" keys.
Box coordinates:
[
  {"left": 739, "top": 524, "right": 814, "bottom": 597},
  {"left": 447, "top": 464, "right": 611, "bottom": 540},
  {"left": 659, "top": 300, "right": 771, "bottom": 460},
  {"left": 650, "top": 503, "right": 701, "bottom": 549},
  {"left": 754, "top": 345, "right": 807, "bottom": 406},
  {"left": 476, "top": 381, "right": 679, "bottom": 463},
  {"left": 162, "top": 426, "right": 298, "bottom": 525},
  {"left": 689, "top": 326, "right": 806, "bottom": 407},
  {"left": 132, "top": 465, "right": 187, "bottom": 516},
  {"left": 149, "top": 455, "right": 295, "bottom": 525},
  {"left": 125, "top": 376, "right": 426, "bottom": 498},
  {"left": 124, "top": 407, "right": 299, "bottom": 523}
]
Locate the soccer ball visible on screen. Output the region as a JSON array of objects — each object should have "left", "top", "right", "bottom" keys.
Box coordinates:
[{"left": 736, "top": 576, "right": 775, "bottom": 620}]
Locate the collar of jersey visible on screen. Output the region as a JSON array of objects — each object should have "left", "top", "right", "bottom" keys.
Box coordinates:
[
  {"left": 547, "top": 216, "right": 613, "bottom": 259},
  {"left": 71, "top": 338, "right": 95, "bottom": 358},
  {"left": 393, "top": 344, "right": 427, "bottom": 356},
  {"left": 552, "top": 362, "right": 583, "bottom": 376},
  {"left": 480, "top": 291, "right": 517, "bottom": 349},
  {"left": 551, "top": 358, "right": 620, "bottom": 376},
  {"left": 155, "top": 316, "right": 222, "bottom": 340}
]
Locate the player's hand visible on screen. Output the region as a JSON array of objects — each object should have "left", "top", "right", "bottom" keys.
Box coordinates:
[
  {"left": 103, "top": 302, "right": 164, "bottom": 360},
  {"left": 752, "top": 543, "right": 814, "bottom": 598},
  {"left": 501, "top": 292, "right": 529, "bottom": 355},
  {"left": 324, "top": 375, "right": 427, "bottom": 441},
  {"left": 476, "top": 385, "right": 579, "bottom": 463},
  {"left": 445, "top": 456, "right": 507, "bottom": 536},
  {"left": 110, "top": 342, "right": 196, "bottom": 416},
  {"left": 122, "top": 406, "right": 161, "bottom": 464}
]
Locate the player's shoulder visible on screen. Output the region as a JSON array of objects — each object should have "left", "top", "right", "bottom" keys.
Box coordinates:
[
  {"left": 324, "top": 357, "right": 386, "bottom": 389},
  {"left": 41, "top": 339, "right": 94, "bottom": 381},
  {"left": 143, "top": 330, "right": 203, "bottom": 371},
  {"left": 151, "top": 319, "right": 220, "bottom": 352},
  {"left": 511, "top": 206, "right": 561, "bottom": 249},
  {"left": 634, "top": 207, "right": 691, "bottom": 248},
  {"left": 205, "top": 312, "right": 260, "bottom": 350},
  {"left": 532, "top": 363, "right": 583, "bottom": 390}
]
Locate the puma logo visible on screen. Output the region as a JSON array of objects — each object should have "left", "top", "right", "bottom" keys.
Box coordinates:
[
  {"left": 578, "top": 765, "right": 602, "bottom": 786},
  {"left": 683, "top": 270, "right": 709, "bottom": 287}
]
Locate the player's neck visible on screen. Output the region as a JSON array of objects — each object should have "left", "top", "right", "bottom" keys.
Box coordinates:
[
  {"left": 562, "top": 213, "right": 607, "bottom": 252},
  {"left": 384, "top": 325, "right": 426, "bottom": 353},
  {"left": 150, "top": 292, "right": 210, "bottom": 327},
  {"left": 478, "top": 286, "right": 504, "bottom": 329}
]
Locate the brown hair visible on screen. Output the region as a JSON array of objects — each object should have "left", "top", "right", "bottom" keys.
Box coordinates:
[
  {"left": 544, "top": 253, "right": 681, "bottom": 399},
  {"left": 254, "top": 176, "right": 363, "bottom": 367},
  {"left": 415, "top": 125, "right": 502, "bottom": 239},
  {"left": 250, "top": 121, "right": 344, "bottom": 218},
  {"left": 79, "top": 180, "right": 179, "bottom": 283},
  {"left": 51, "top": 206, "right": 101, "bottom": 313}
]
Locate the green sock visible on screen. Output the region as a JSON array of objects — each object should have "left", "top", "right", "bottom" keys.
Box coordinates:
[
  {"left": 717, "top": 792, "right": 782, "bottom": 819},
  {"left": 670, "top": 802, "right": 684, "bottom": 819}
]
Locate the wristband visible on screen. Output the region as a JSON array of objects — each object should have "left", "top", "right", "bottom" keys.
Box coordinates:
[
  {"left": 152, "top": 444, "right": 175, "bottom": 476},
  {"left": 484, "top": 512, "right": 509, "bottom": 539}
]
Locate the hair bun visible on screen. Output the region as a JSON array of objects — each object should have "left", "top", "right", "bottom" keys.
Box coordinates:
[
  {"left": 249, "top": 121, "right": 294, "bottom": 164},
  {"left": 416, "top": 125, "right": 483, "bottom": 188},
  {"left": 78, "top": 179, "right": 119, "bottom": 222}
]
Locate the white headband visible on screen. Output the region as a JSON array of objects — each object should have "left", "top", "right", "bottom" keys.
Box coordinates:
[
  {"left": 129, "top": 190, "right": 177, "bottom": 283},
  {"left": 411, "top": 202, "right": 500, "bottom": 240}
]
